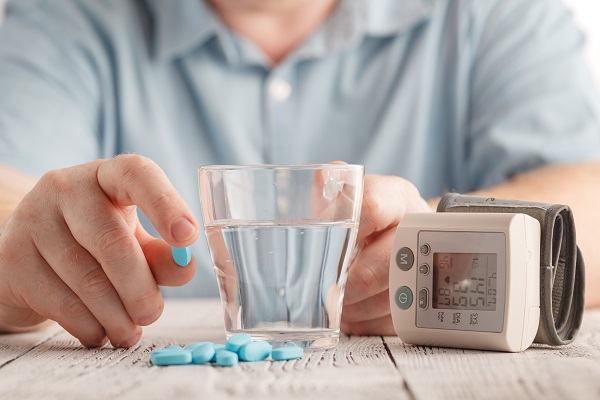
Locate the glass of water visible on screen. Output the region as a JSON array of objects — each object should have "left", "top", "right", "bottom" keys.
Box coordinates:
[{"left": 199, "top": 164, "right": 364, "bottom": 349}]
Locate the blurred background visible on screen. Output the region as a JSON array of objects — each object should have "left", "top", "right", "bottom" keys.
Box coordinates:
[
  {"left": 0, "top": 0, "right": 598, "bottom": 87},
  {"left": 563, "top": 0, "right": 600, "bottom": 88}
]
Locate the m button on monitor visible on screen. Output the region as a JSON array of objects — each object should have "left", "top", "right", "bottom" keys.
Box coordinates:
[
  {"left": 396, "top": 247, "right": 414, "bottom": 271},
  {"left": 395, "top": 286, "right": 413, "bottom": 310}
]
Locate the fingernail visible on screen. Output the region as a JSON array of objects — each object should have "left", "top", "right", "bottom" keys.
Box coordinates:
[
  {"left": 138, "top": 307, "right": 163, "bottom": 326},
  {"left": 119, "top": 331, "right": 142, "bottom": 348},
  {"left": 171, "top": 217, "right": 196, "bottom": 242},
  {"left": 86, "top": 336, "right": 109, "bottom": 348},
  {"left": 172, "top": 246, "right": 192, "bottom": 267}
]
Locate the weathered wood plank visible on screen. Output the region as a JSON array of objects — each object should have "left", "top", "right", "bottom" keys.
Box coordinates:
[
  {"left": 3, "top": 299, "right": 598, "bottom": 400},
  {"left": 137, "top": 335, "right": 407, "bottom": 400},
  {"left": 0, "top": 323, "right": 62, "bottom": 368},
  {"left": 384, "top": 310, "right": 600, "bottom": 400},
  {"left": 0, "top": 300, "right": 407, "bottom": 400}
]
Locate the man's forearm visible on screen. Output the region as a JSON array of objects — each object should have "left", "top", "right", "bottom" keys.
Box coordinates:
[
  {"left": 0, "top": 320, "right": 55, "bottom": 333},
  {"left": 468, "top": 162, "right": 600, "bottom": 308},
  {"left": 0, "top": 164, "right": 36, "bottom": 225},
  {"left": 0, "top": 164, "right": 40, "bottom": 333}
]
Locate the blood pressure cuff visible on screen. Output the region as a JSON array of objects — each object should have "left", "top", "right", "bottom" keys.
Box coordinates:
[{"left": 437, "top": 193, "right": 584, "bottom": 346}]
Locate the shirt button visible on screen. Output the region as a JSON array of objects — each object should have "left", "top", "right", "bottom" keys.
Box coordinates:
[{"left": 268, "top": 78, "right": 292, "bottom": 102}]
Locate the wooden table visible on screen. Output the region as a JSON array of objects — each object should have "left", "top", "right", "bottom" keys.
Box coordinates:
[{"left": 1, "top": 299, "right": 599, "bottom": 400}]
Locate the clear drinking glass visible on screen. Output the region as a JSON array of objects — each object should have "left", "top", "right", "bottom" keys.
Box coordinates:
[{"left": 199, "top": 164, "right": 364, "bottom": 349}]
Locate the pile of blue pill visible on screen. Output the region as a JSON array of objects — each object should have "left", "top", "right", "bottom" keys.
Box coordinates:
[{"left": 150, "top": 333, "right": 304, "bottom": 367}]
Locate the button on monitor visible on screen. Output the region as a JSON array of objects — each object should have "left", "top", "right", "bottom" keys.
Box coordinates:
[
  {"left": 396, "top": 247, "right": 414, "bottom": 271},
  {"left": 395, "top": 286, "right": 413, "bottom": 310},
  {"left": 419, "top": 288, "right": 429, "bottom": 310}
]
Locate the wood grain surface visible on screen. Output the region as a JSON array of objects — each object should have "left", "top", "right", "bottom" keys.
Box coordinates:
[{"left": 0, "top": 299, "right": 598, "bottom": 400}]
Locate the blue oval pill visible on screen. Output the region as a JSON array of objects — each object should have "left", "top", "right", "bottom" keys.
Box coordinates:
[
  {"left": 172, "top": 246, "right": 192, "bottom": 267},
  {"left": 216, "top": 350, "right": 238, "bottom": 367},
  {"left": 185, "top": 342, "right": 213, "bottom": 351},
  {"left": 238, "top": 341, "right": 272, "bottom": 362},
  {"left": 191, "top": 343, "right": 215, "bottom": 364},
  {"left": 151, "top": 349, "right": 192, "bottom": 366},
  {"left": 271, "top": 346, "right": 304, "bottom": 361},
  {"left": 211, "top": 344, "right": 226, "bottom": 362},
  {"left": 225, "top": 333, "right": 252, "bottom": 352}
]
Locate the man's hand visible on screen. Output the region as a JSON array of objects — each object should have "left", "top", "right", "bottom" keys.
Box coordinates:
[
  {"left": 0, "top": 155, "right": 199, "bottom": 348},
  {"left": 341, "top": 175, "right": 432, "bottom": 335}
]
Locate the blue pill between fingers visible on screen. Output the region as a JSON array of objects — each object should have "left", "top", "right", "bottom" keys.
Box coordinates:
[
  {"left": 216, "top": 350, "right": 238, "bottom": 367},
  {"left": 225, "top": 333, "right": 252, "bottom": 352},
  {"left": 151, "top": 349, "right": 192, "bottom": 366},
  {"left": 172, "top": 246, "right": 192, "bottom": 267},
  {"left": 271, "top": 346, "right": 304, "bottom": 361},
  {"left": 191, "top": 343, "right": 215, "bottom": 364},
  {"left": 238, "top": 341, "right": 272, "bottom": 362}
]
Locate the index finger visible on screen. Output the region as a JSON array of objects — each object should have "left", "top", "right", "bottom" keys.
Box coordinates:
[
  {"left": 358, "top": 175, "right": 431, "bottom": 242},
  {"left": 97, "top": 155, "right": 199, "bottom": 246}
]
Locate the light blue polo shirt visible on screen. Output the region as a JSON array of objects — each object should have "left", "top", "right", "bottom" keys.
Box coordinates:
[{"left": 1, "top": 0, "right": 599, "bottom": 298}]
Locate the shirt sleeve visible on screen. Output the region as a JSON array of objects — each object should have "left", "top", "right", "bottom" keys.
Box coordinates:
[
  {"left": 0, "top": 0, "right": 102, "bottom": 178},
  {"left": 464, "top": 0, "right": 600, "bottom": 191}
]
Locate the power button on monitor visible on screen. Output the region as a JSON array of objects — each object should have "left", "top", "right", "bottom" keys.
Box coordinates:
[{"left": 395, "top": 286, "right": 413, "bottom": 310}]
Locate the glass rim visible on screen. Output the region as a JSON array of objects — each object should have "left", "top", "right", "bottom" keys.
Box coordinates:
[{"left": 198, "top": 163, "right": 364, "bottom": 172}]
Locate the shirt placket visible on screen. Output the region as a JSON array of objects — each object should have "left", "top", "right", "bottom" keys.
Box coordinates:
[{"left": 264, "top": 67, "right": 294, "bottom": 164}]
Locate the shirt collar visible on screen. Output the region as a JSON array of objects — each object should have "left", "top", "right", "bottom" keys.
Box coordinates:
[
  {"left": 363, "top": 0, "right": 434, "bottom": 36},
  {"left": 148, "top": 0, "right": 220, "bottom": 61},
  {"left": 148, "top": 0, "right": 434, "bottom": 62}
]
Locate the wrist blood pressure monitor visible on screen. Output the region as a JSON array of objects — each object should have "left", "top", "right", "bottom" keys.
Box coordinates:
[{"left": 390, "top": 193, "right": 585, "bottom": 352}]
